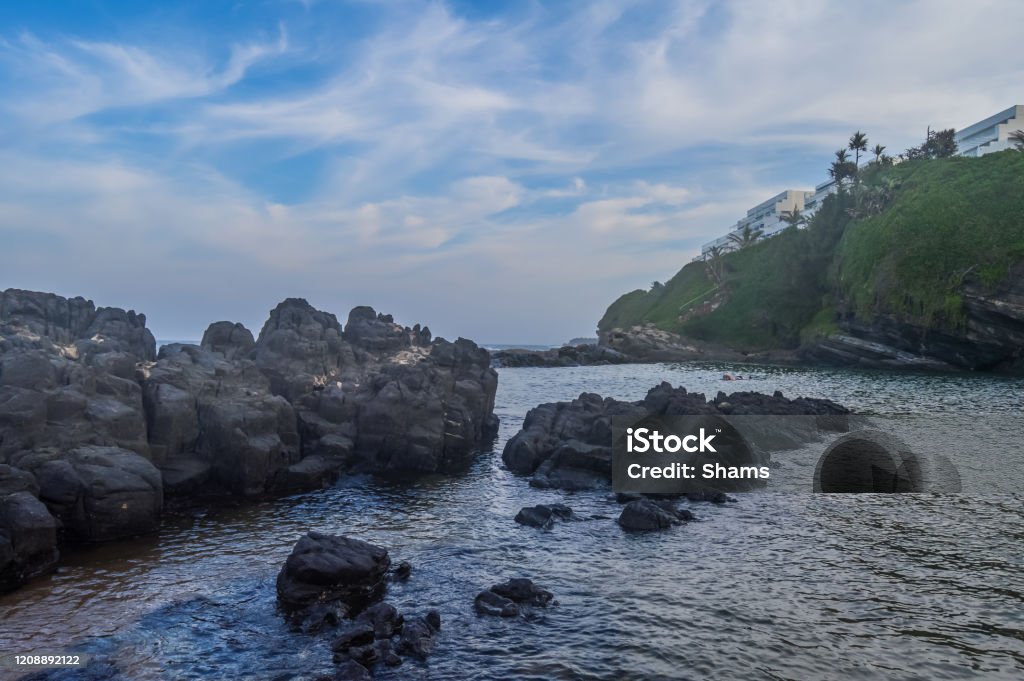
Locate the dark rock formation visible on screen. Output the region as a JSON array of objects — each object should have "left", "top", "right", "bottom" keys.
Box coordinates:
[
  {"left": 797, "top": 263, "right": 1024, "bottom": 372},
  {"left": 1, "top": 288, "right": 500, "bottom": 592},
  {"left": 11, "top": 446, "right": 162, "bottom": 542},
  {"left": 503, "top": 383, "right": 848, "bottom": 490},
  {"left": 276, "top": 532, "right": 391, "bottom": 614},
  {"left": 0, "top": 465, "right": 59, "bottom": 592},
  {"left": 514, "top": 503, "right": 573, "bottom": 529},
  {"left": 200, "top": 321, "right": 255, "bottom": 359},
  {"left": 475, "top": 577, "right": 553, "bottom": 617},
  {"left": 141, "top": 343, "right": 300, "bottom": 496},
  {"left": 618, "top": 498, "right": 693, "bottom": 531},
  {"left": 491, "top": 343, "right": 629, "bottom": 368},
  {"left": 1, "top": 288, "right": 156, "bottom": 361},
  {"left": 330, "top": 660, "right": 373, "bottom": 681},
  {"left": 397, "top": 613, "right": 440, "bottom": 659}
]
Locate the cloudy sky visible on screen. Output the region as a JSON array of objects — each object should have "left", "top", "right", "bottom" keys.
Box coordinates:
[{"left": 1, "top": 1, "right": 1021, "bottom": 344}]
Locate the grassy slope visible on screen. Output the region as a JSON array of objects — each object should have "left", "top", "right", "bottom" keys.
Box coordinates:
[
  {"left": 837, "top": 152, "right": 1024, "bottom": 328},
  {"left": 599, "top": 151, "right": 1024, "bottom": 350}
]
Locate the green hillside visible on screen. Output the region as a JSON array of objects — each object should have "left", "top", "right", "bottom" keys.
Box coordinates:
[{"left": 598, "top": 150, "right": 1024, "bottom": 351}]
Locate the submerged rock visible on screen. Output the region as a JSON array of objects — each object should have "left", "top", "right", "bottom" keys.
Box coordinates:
[
  {"left": 475, "top": 577, "right": 553, "bottom": 617},
  {"left": 491, "top": 344, "right": 628, "bottom": 368},
  {"left": 618, "top": 498, "right": 693, "bottom": 531},
  {"left": 514, "top": 503, "right": 573, "bottom": 529}
]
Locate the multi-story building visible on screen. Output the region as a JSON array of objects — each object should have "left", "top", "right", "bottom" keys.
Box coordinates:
[
  {"left": 700, "top": 189, "right": 812, "bottom": 255},
  {"left": 955, "top": 105, "right": 1024, "bottom": 157}
]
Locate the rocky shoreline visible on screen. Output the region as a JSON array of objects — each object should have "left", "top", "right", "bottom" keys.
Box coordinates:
[{"left": 0, "top": 288, "right": 498, "bottom": 593}]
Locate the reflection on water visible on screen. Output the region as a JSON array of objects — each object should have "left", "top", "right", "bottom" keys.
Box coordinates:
[{"left": 2, "top": 362, "right": 1023, "bottom": 680}]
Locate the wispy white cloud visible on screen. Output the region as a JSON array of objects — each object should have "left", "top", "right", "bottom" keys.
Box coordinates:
[{"left": 1, "top": 0, "right": 1023, "bottom": 342}]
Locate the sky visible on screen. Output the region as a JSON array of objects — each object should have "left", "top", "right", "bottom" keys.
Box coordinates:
[{"left": 1, "top": 1, "right": 1022, "bottom": 344}]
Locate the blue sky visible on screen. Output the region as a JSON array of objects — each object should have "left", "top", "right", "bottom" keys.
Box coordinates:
[{"left": 1, "top": 1, "right": 1021, "bottom": 344}]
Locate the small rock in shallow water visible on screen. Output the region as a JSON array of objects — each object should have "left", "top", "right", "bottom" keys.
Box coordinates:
[
  {"left": 392, "top": 560, "right": 412, "bottom": 580},
  {"left": 490, "top": 578, "right": 553, "bottom": 606},
  {"left": 618, "top": 498, "right": 688, "bottom": 531},
  {"left": 355, "top": 601, "right": 403, "bottom": 638},
  {"left": 398, "top": 615, "right": 438, "bottom": 658},
  {"left": 474, "top": 589, "right": 519, "bottom": 617},
  {"left": 330, "top": 622, "right": 375, "bottom": 653},
  {"left": 514, "top": 503, "right": 573, "bottom": 529}
]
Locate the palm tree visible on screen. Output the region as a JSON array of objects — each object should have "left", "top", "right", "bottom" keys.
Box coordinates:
[
  {"left": 780, "top": 208, "right": 806, "bottom": 229},
  {"left": 727, "top": 224, "right": 762, "bottom": 249},
  {"left": 872, "top": 143, "right": 886, "bottom": 163},
  {"left": 829, "top": 148, "right": 852, "bottom": 189},
  {"left": 1010, "top": 130, "right": 1024, "bottom": 151},
  {"left": 703, "top": 245, "right": 727, "bottom": 284},
  {"left": 849, "top": 131, "right": 868, "bottom": 168}
]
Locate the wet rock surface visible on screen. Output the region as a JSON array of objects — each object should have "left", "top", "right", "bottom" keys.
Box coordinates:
[
  {"left": 475, "top": 578, "right": 553, "bottom": 617},
  {"left": 618, "top": 498, "right": 694, "bottom": 531},
  {"left": 0, "top": 288, "right": 499, "bottom": 592},
  {"left": 502, "top": 382, "right": 848, "bottom": 491},
  {"left": 514, "top": 503, "right": 573, "bottom": 529}
]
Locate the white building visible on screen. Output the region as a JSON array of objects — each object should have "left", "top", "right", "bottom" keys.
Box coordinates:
[
  {"left": 701, "top": 189, "right": 813, "bottom": 255},
  {"left": 956, "top": 105, "right": 1024, "bottom": 157}
]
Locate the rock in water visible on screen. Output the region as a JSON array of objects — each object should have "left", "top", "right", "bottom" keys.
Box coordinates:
[
  {"left": 0, "top": 465, "right": 59, "bottom": 592},
  {"left": 474, "top": 589, "right": 519, "bottom": 617},
  {"left": 276, "top": 532, "right": 391, "bottom": 613},
  {"left": 11, "top": 446, "right": 162, "bottom": 542},
  {"left": 475, "top": 577, "right": 553, "bottom": 616},
  {"left": 514, "top": 503, "right": 573, "bottom": 529},
  {"left": 618, "top": 499, "right": 690, "bottom": 531},
  {"left": 503, "top": 382, "right": 848, "bottom": 490}
]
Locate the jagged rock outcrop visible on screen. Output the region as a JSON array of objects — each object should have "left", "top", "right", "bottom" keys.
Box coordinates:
[
  {"left": 1, "top": 288, "right": 156, "bottom": 361},
  {"left": 503, "top": 383, "right": 848, "bottom": 490},
  {"left": 141, "top": 343, "right": 300, "bottom": 496},
  {"left": 0, "top": 288, "right": 500, "bottom": 592}
]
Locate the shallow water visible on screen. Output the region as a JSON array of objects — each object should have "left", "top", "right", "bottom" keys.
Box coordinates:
[{"left": 2, "top": 362, "right": 1022, "bottom": 680}]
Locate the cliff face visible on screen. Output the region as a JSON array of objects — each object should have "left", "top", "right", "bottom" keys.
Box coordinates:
[
  {"left": 804, "top": 265, "right": 1024, "bottom": 371},
  {"left": 597, "top": 152, "right": 1024, "bottom": 373}
]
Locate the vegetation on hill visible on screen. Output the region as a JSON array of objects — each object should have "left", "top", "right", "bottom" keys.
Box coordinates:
[{"left": 599, "top": 143, "right": 1024, "bottom": 352}]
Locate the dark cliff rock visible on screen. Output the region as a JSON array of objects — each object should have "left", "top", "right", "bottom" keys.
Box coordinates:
[
  {"left": 502, "top": 383, "right": 848, "bottom": 490},
  {"left": 1, "top": 288, "right": 156, "bottom": 361},
  {"left": 0, "top": 464, "right": 59, "bottom": 592},
  {"left": 803, "top": 269, "right": 1024, "bottom": 372},
  {"left": 0, "top": 289, "right": 500, "bottom": 591}
]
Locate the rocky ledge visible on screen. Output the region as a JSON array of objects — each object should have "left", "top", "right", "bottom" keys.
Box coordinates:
[
  {"left": 0, "top": 288, "right": 499, "bottom": 592},
  {"left": 502, "top": 382, "right": 849, "bottom": 491},
  {"left": 491, "top": 343, "right": 629, "bottom": 368}
]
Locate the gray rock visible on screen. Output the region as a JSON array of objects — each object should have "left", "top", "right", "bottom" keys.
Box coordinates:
[
  {"left": 474, "top": 589, "right": 519, "bottom": 617},
  {"left": 618, "top": 498, "right": 690, "bottom": 531},
  {"left": 200, "top": 321, "right": 255, "bottom": 359},
  {"left": 276, "top": 532, "right": 391, "bottom": 613},
  {"left": 11, "top": 446, "right": 162, "bottom": 542},
  {"left": 0, "top": 477, "right": 60, "bottom": 592}
]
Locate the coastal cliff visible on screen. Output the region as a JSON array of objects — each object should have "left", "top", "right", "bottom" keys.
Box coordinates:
[{"left": 598, "top": 151, "right": 1024, "bottom": 372}]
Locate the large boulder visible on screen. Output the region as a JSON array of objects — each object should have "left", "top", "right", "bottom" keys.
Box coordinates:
[
  {"left": 0, "top": 464, "right": 59, "bottom": 592},
  {"left": 10, "top": 446, "right": 162, "bottom": 542},
  {"left": 200, "top": 321, "right": 255, "bottom": 359},
  {"left": 276, "top": 532, "right": 391, "bottom": 613}
]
